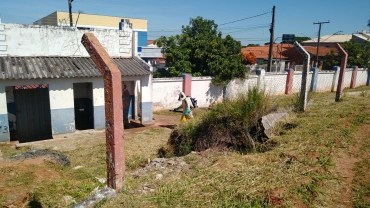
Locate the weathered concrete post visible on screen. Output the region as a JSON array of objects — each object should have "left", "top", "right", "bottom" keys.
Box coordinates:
[
  {"left": 350, "top": 66, "right": 358, "bottom": 88},
  {"left": 285, "top": 69, "right": 294, "bottom": 94},
  {"left": 293, "top": 41, "right": 310, "bottom": 111},
  {"left": 310, "top": 67, "right": 319, "bottom": 92},
  {"left": 256, "top": 69, "right": 265, "bottom": 90},
  {"left": 182, "top": 73, "right": 192, "bottom": 96},
  {"left": 335, "top": 43, "right": 348, "bottom": 102},
  {"left": 81, "top": 33, "right": 125, "bottom": 191},
  {"left": 331, "top": 66, "right": 339, "bottom": 92}
]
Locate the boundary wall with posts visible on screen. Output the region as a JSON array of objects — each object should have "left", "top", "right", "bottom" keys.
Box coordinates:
[{"left": 152, "top": 68, "right": 369, "bottom": 111}]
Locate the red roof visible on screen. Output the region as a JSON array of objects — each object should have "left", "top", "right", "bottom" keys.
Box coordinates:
[{"left": 242, "top": 44, "right": 339, "bottom": 64}]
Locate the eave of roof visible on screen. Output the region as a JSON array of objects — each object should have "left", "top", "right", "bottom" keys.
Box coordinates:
[{"left": 0, "top": 56, "right": 151, "bottom": 80}]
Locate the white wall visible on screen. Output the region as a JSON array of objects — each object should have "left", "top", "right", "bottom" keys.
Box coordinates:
[
  {"left": 152, "top": 69, "right": 369, "bottom": 111},
  {"left": 1, "top": 24, "right": 132, "bottom": 57},
  {"left": 356, "top": 69, "right": 368, "bottom": 87},
  {"left": 152, "top": 76, "right": 223, "bottom": 110}
]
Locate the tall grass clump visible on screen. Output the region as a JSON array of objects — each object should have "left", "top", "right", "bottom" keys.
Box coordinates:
[{"left": 164, "top": 86, "right": 276, "bottom": 156}]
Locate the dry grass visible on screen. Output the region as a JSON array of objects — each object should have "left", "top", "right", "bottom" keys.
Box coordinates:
[{"left": 0, "top": 86, "right": 369, "bottom": 207}]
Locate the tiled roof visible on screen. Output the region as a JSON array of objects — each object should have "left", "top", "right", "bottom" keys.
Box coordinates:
[
  {"left": 0, "top": 56, "right": 151, "bottom": 80},
  {"left": 241, "top": 44, "right": 294, "bottom": 59}
]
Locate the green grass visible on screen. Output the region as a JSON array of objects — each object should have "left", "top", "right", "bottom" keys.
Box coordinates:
[{"left": 1, "top": 85, "right": 370, "bottom": 207}]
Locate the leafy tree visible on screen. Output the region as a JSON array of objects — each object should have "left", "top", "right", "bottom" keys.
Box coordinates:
[
  {"left": 242, "top": 52, "right": 257, "bottom": 65},
  {"left": 342, "top": 40, "right": 370, "bottom": 69},
  {"left": 246, "top": 44, "right": 260, "bottom": 47},
  {"left": 322, "top": 40, "right": 370, "bottom": 69},
  {"left": 155, "top": 16, "right": 247, "bottom": 87},
  {"left": 322, "top": 50, "right": 340, "bottom": 70},
  {"left": 294, "top": 36, "right": 311, "bottom": 44},
  {"left": 367, "top": 19, "right": 370, "bottom": 27}
]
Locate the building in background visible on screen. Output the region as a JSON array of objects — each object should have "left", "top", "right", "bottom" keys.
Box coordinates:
[
  {"left": 301, "top": 34, "right": 352, "bottom": 48},
  {"left": 140, "top": 40, "right": 165, "bottom": 72},
  {"left": 0, "top": 19, "right": 153, "bottom": 143},
  {"left": 33, "top": 11, "right": 148, "bottom": 56}
]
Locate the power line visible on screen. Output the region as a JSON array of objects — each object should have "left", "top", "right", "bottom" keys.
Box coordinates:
[{"left": 218, "top": 11, "right": 271, "bottom": 26}]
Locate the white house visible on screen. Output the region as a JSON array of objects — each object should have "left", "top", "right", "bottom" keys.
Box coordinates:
[{"left": 0, "top": 20, "right": 153, "bottom": 143}]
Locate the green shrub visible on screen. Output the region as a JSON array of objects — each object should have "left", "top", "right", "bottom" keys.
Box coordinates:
[{"left": 164, "top": 86, "right": 275, "bottom": 156}]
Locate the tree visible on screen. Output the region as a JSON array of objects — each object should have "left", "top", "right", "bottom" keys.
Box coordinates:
[
  {"left": 341, "top": 40, "right": 370, "bottom": 68},
  {"left": 246, "top": 44, "right": 260, "bottom": 47},
  {"left": 242, "top": 52, "right": 257, "bottom": 65},
  {"left": 322, "top": 50, "right": 340, "bottom": 70},
  {"left": 367, "top": 19, "right": 370, "bottom": 27},
  {"left": 155, "top": 16, "right": 247, "bottom": 87},
  {"left": 322, "top": 40, "right": 370, "bottom": 69}
]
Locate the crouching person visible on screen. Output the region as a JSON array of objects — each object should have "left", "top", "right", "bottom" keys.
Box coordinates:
[{"left": 174, "top": 92, "right": 194, "bottom": 122}]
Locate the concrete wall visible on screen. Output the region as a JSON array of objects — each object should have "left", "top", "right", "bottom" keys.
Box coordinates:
[
  {"left": 356, "top": 69, "right": 368, "bottom": 87},
  {"left": 1, "top": 23, "right": 133, "bottom": 57},
  {"left": 152, "top": 77, "right": 223, "bottom": 111},
  {"left": 152, "top": 68, "right": 369, "bottom": 111}
]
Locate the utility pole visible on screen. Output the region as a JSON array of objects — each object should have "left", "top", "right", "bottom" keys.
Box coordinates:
[
  {"left": 267, "top": 6, "right": 276, "bottom": 72},
  {"left": 68, "top": 0, "right": 74, "bottom": 27},
  {"left": 313, "top": 21, "right": 329, "bottom": 67}
]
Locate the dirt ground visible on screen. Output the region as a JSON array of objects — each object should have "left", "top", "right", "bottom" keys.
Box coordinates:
[
  {"left": 0, "top": 111, "right": 183, "bottom": 207},
  {"left": 10, "top": 111, "right": 182, "bottom": 152}
]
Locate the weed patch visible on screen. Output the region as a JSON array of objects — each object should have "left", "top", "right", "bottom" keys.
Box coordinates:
[{"left": 165, "top": 86, "right": 276, "bottom": 156}]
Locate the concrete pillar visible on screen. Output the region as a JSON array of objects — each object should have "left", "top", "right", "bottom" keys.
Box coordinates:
[
  {"left": 350, "top": 66, "right": 358, "bottom": 88},
  {"left": 335, "top": 43, "right": 348, "bottom": 102},
  {"left": 256, "top": 69, "right": 265, "bottom": 90},
  {"left": 310, "top": 67, "right": 319, "bottom": 92},
  {"left": 285, "top": 69, "right": 294, "bottom": 94},
  {"left": 81, "top": 33, "right": 125, "bottom": 191},
  {"left": 293, "top": 41, "right": 311, "bottom": 112},
  {"left": 140, "top": 74, "right": 153, "bottom": 124},
  {"left": 0, "top": 87, "right": 10, "bottom": 142},
  {"left": 182, "top": 73, "right": 192, "bottom": 96},
  {"left": 331, "top": 66, "right": 339, "bottom": 92}
]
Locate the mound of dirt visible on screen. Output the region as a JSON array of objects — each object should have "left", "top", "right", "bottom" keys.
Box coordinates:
[{"left": 10, "top": 149, "right": 70, "bottom": 166}]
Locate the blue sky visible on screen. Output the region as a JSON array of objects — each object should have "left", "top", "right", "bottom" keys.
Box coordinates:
[{"left": 1, "top": 0, "right": 369, "bottom": 46}]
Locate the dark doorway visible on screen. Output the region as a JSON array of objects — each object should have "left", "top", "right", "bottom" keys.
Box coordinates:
[
  {"left": 73, "top": 83, "right": 94, "bottom": 130},
  {"left": 14, "top": 86, "right": 52, "bottom": 143}
]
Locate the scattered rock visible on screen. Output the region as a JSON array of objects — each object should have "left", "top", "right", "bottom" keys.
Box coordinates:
[
  {"left": 95, "top": 177, "right": 106, "bottom": 184},
  {"left": 63, "top": 195, "right": 76, "bottom": 206},
  {"left": 73, "top": 186, "right": 116, "bottom": 208},
  {"left": 260, "top": 110, "right": 288, "bottom": 138},
  {"left": 73, "top": 166, "right": 84, "bottom": 170},
  {"left": 10, "top": 149, "right": 70, "bottom": 166},
  {"left": 167, "top": 160, "right": 176, "bottom": 165},
  {"left": 155, "top": 174, "right": 163, "bottom": 179}
]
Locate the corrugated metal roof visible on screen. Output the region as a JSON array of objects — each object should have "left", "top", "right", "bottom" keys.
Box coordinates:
[
  {"left": 303, "top": 34, "right": 352, "bottom": 43},
  {"left": 0, "top": 56, "right": 151, "bottom": 80}
]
